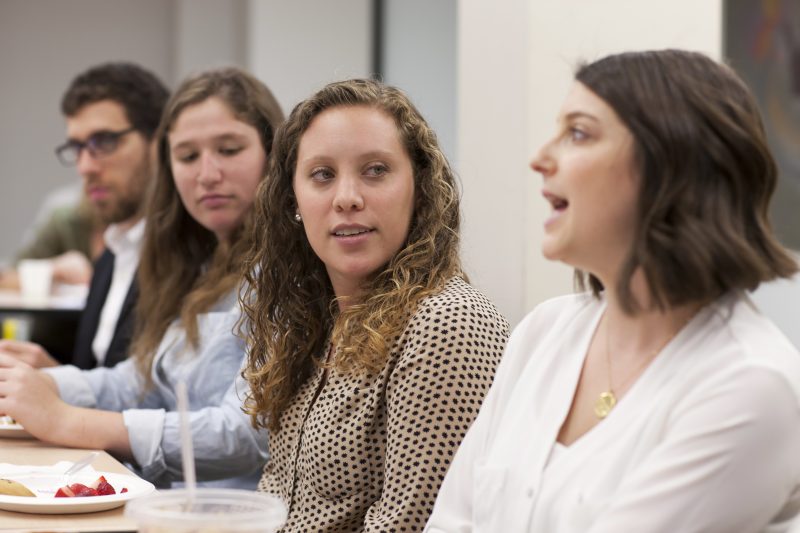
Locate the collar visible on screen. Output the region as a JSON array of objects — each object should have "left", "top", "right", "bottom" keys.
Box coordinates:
[{"left": 103, "top": 217, "right": 146, "bottom": 256}]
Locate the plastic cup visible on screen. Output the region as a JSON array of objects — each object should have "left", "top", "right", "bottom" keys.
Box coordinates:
[
  {"left": 17, "top": 259, "right": 53, "bottom": 304},
  {"left": 125, "top": 488, "right": 288, "bottom": 533}
]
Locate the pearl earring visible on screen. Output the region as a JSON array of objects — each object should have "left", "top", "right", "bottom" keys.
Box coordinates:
[{"left": 294, "top": 213, "right": 302, "bottom": 222}]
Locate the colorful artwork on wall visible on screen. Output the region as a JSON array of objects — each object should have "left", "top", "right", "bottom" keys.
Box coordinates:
[{"left": 725, "top": 0, "right": 800, "bottom": 250}]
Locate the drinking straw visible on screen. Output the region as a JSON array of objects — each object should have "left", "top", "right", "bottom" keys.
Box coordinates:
[{"left": 175, "top": 381, "right": 197, "bottom": 506}]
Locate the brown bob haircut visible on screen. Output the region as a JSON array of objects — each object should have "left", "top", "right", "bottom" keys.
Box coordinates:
[{"left": 574, "top": 49, "right": 797, "bottom": 313}]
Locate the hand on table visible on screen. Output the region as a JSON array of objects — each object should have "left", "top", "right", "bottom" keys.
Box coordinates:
[
  {"left": 51, "top": 251, "right": 92, "bottom": 286},
  {"left": 0, "top": 354, "right": 132, "bottom": 457},
  {"left": 0, "top": 352, "right": 66, "bottom": 439},
  {"left": 0, "top": 268, "right": 19, "bottom": 290},
  {"left": 0, "top": 339, "right": 59, "bottom": 368}
]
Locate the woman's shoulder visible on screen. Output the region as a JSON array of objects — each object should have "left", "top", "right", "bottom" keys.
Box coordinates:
[
  {"left": 706, "top": 292, "right": 800, "bottom": 405},
  {"left": 206, "top": 285, "right": 242, "bottom": 314},
  {"left": 420, "top": 276, "right": 496, "bottom": 305},
  {"left": 392, "top": 277, "right": 509, "bottom": 374},
  {"left": 516, "top": 291, "right": 599, "bottom": 335},
  {"left": 490, "top": 292, "right": 599, "bottom": 370},
  {"left": 414, "top": 277, "right": 509, "bottom": 330},
  {"left": 190, "top": 286, "right": 244, "bottom": 337}
]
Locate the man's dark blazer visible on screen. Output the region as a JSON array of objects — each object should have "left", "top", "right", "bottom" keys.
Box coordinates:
[{"left": 71, "top": 249, "right": 138, "bottom": 370}]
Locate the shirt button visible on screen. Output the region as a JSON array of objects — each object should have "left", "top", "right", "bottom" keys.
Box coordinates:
[{"left": 526, "top": 487, "right": 535, "bottom": 498}]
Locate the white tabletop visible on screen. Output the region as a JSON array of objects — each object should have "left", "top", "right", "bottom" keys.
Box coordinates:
[{"left": 0, "top": 284, "right": 87, "bottom": 312}]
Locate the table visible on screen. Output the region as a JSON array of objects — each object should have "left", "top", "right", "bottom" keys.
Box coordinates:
[
  {"left": 0, "top": 438, "right": 139, "bottom": 532},
  {"left": 0, "top": 287, "right": 86, "bottom": 315}
]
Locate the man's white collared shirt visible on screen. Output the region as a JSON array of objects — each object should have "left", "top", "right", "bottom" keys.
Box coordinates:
[{"left": 91, "top": 218, "right": 144, "bottom": 365}]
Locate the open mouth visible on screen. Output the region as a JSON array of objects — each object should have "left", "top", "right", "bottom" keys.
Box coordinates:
[{"left": 544, "top": 191, "right": 569, "bottom": 212}]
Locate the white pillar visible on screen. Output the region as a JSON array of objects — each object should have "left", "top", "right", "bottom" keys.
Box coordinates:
[
  {"left": 458, "top": 0, "right": 722, "bottom": 326},
  {"left": 246, "top": 0, "right": 371, "bottom": 114},
  {"left": 457, "top": 0, "right": 537, "bottom": 326}
]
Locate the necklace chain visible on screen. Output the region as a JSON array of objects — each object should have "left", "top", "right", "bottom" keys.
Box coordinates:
[{"left": 593, "top": 308, "right": 698, "bottom": 420}]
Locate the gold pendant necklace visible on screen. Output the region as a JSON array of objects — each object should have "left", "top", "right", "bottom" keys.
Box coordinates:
[
  {"left": 594, "top": 307, "right": 699, "bottom": 420},
  {"left": 594, "top": 391, "right": 616, "bottom": 419}
]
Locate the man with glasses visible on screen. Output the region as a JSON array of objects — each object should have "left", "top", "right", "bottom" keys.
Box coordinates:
[{"left": 0, "top": 62, "right": 169, "bottom": 370}]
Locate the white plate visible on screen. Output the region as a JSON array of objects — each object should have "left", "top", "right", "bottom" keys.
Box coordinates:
[
  {"left": 0, "top": 423, "right": 33, "bottom": 439},
  {"left": 0, "top": 471, "right": 155, "bottom": 514}
]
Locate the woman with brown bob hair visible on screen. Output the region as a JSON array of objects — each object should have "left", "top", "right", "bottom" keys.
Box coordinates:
[
  {"left": 427, "top": 50, "right": 800, "bottom": 532},
  {"left": 0, "top": 67, "right": 284, "bottom": 489},
  {"left": 241, "top": 78, "right": 508, "bottom": 530}
]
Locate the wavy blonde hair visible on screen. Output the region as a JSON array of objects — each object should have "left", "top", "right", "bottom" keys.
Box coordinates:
[
  {"left": 242, "top": 79, "right": 464, "bottom": 431},
  {"left": 132, "top": 67, "right": 283, "bottom": 383}
]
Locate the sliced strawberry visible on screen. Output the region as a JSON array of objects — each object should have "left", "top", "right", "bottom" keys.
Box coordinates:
[
  {"left": 54, "top": 476, "right": 122, "bottom": 497},
  {"left": 55, "top": 486, "right": 75, "bottom": 498},
  {"left": 95, "top": 480, "right": 116, "bottom": 496},
  {"left": 69, "top": 483, "right": 99, "bottom": 497},
  {"left": 120, "top": 487, "right": 128, "bottom": 493},
  {"left": 88, "top": 475, "right": 108, "bottom": 490}
]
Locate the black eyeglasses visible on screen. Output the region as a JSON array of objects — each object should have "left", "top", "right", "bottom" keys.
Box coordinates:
[{"left": 54, "top": 127, "right": 137, "bottom": 166}]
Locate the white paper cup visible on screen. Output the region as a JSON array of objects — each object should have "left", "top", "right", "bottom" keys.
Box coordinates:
[
  {"left": 17, "top": 259, "right": 53, "bottom": 304},
  {"left": 125, "top": 488, "right": 288, "bottom": 533}
]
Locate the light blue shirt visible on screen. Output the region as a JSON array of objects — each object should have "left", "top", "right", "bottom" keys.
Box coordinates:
[{"left": 45, "top": 289, "right": 267, "bottom": 488}]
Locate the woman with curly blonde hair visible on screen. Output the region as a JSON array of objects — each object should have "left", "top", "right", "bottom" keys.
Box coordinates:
[{"left": 241, "top": 78, "right": 509, "bottom": 531}]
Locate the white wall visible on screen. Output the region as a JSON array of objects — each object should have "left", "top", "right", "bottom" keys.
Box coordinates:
[
  {"left": 0, "top": 0, "right": 252, "bottom": 264},
  {"left": 750, "top": 254, "right": 800, "bottom": 350},
  {"left": 456, "top": 0, "right": 533, "bottom": 326},
  {"left": 246, "top": 0, "right": 372, "bottom": 116},
  {"left": 174, "top": 0, "right": 247, "bottom": 80},
  {"left": 382, "top": 0, "right": 457, "bottom": 164},
  {"left": 0, "top": 0, "right": 175, "bottom": 263},
  {"left": 457, "top": 0, "right": 723, "bottom": 326}
]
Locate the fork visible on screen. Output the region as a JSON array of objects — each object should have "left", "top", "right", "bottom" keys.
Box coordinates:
[
  {"left": 62, "top": 451, "right": 99, "bottom": 481},
  {"left": 33, "top": 452, "right": 101, "bottom": 495}
]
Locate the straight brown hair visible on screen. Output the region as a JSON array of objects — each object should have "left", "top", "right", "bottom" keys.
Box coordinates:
[{"left": 132, "top": 67, "right": 283, "bottom": 382}]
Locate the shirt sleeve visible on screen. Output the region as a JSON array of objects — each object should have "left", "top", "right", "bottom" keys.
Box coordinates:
[
  {"left": 15, "top": 206, "right": 91, "bottom": 261},
  {"left": 587, "top": 365, "right": 800, "bottom": 533},
  {"left": 44, "top": 358, "right": 150, "bottom": 410},
  {"left": 362, "top": 293, "right": 509, "bottom": 532},
  {"left": 124, "top": 373, "right": 269, "bottom": 487}
]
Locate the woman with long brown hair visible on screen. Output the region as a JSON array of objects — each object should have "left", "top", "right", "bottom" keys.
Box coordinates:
[
  {"left": 241, "top": 78, "right": 509, "bottom": 531},
  {"left": 0, "top": 67, "right": 284, "bottom": 489}
]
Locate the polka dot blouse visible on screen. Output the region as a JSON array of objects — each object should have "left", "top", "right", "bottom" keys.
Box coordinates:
[{"left": 257, "top": 277, "right": 509, "bottom": 532}]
